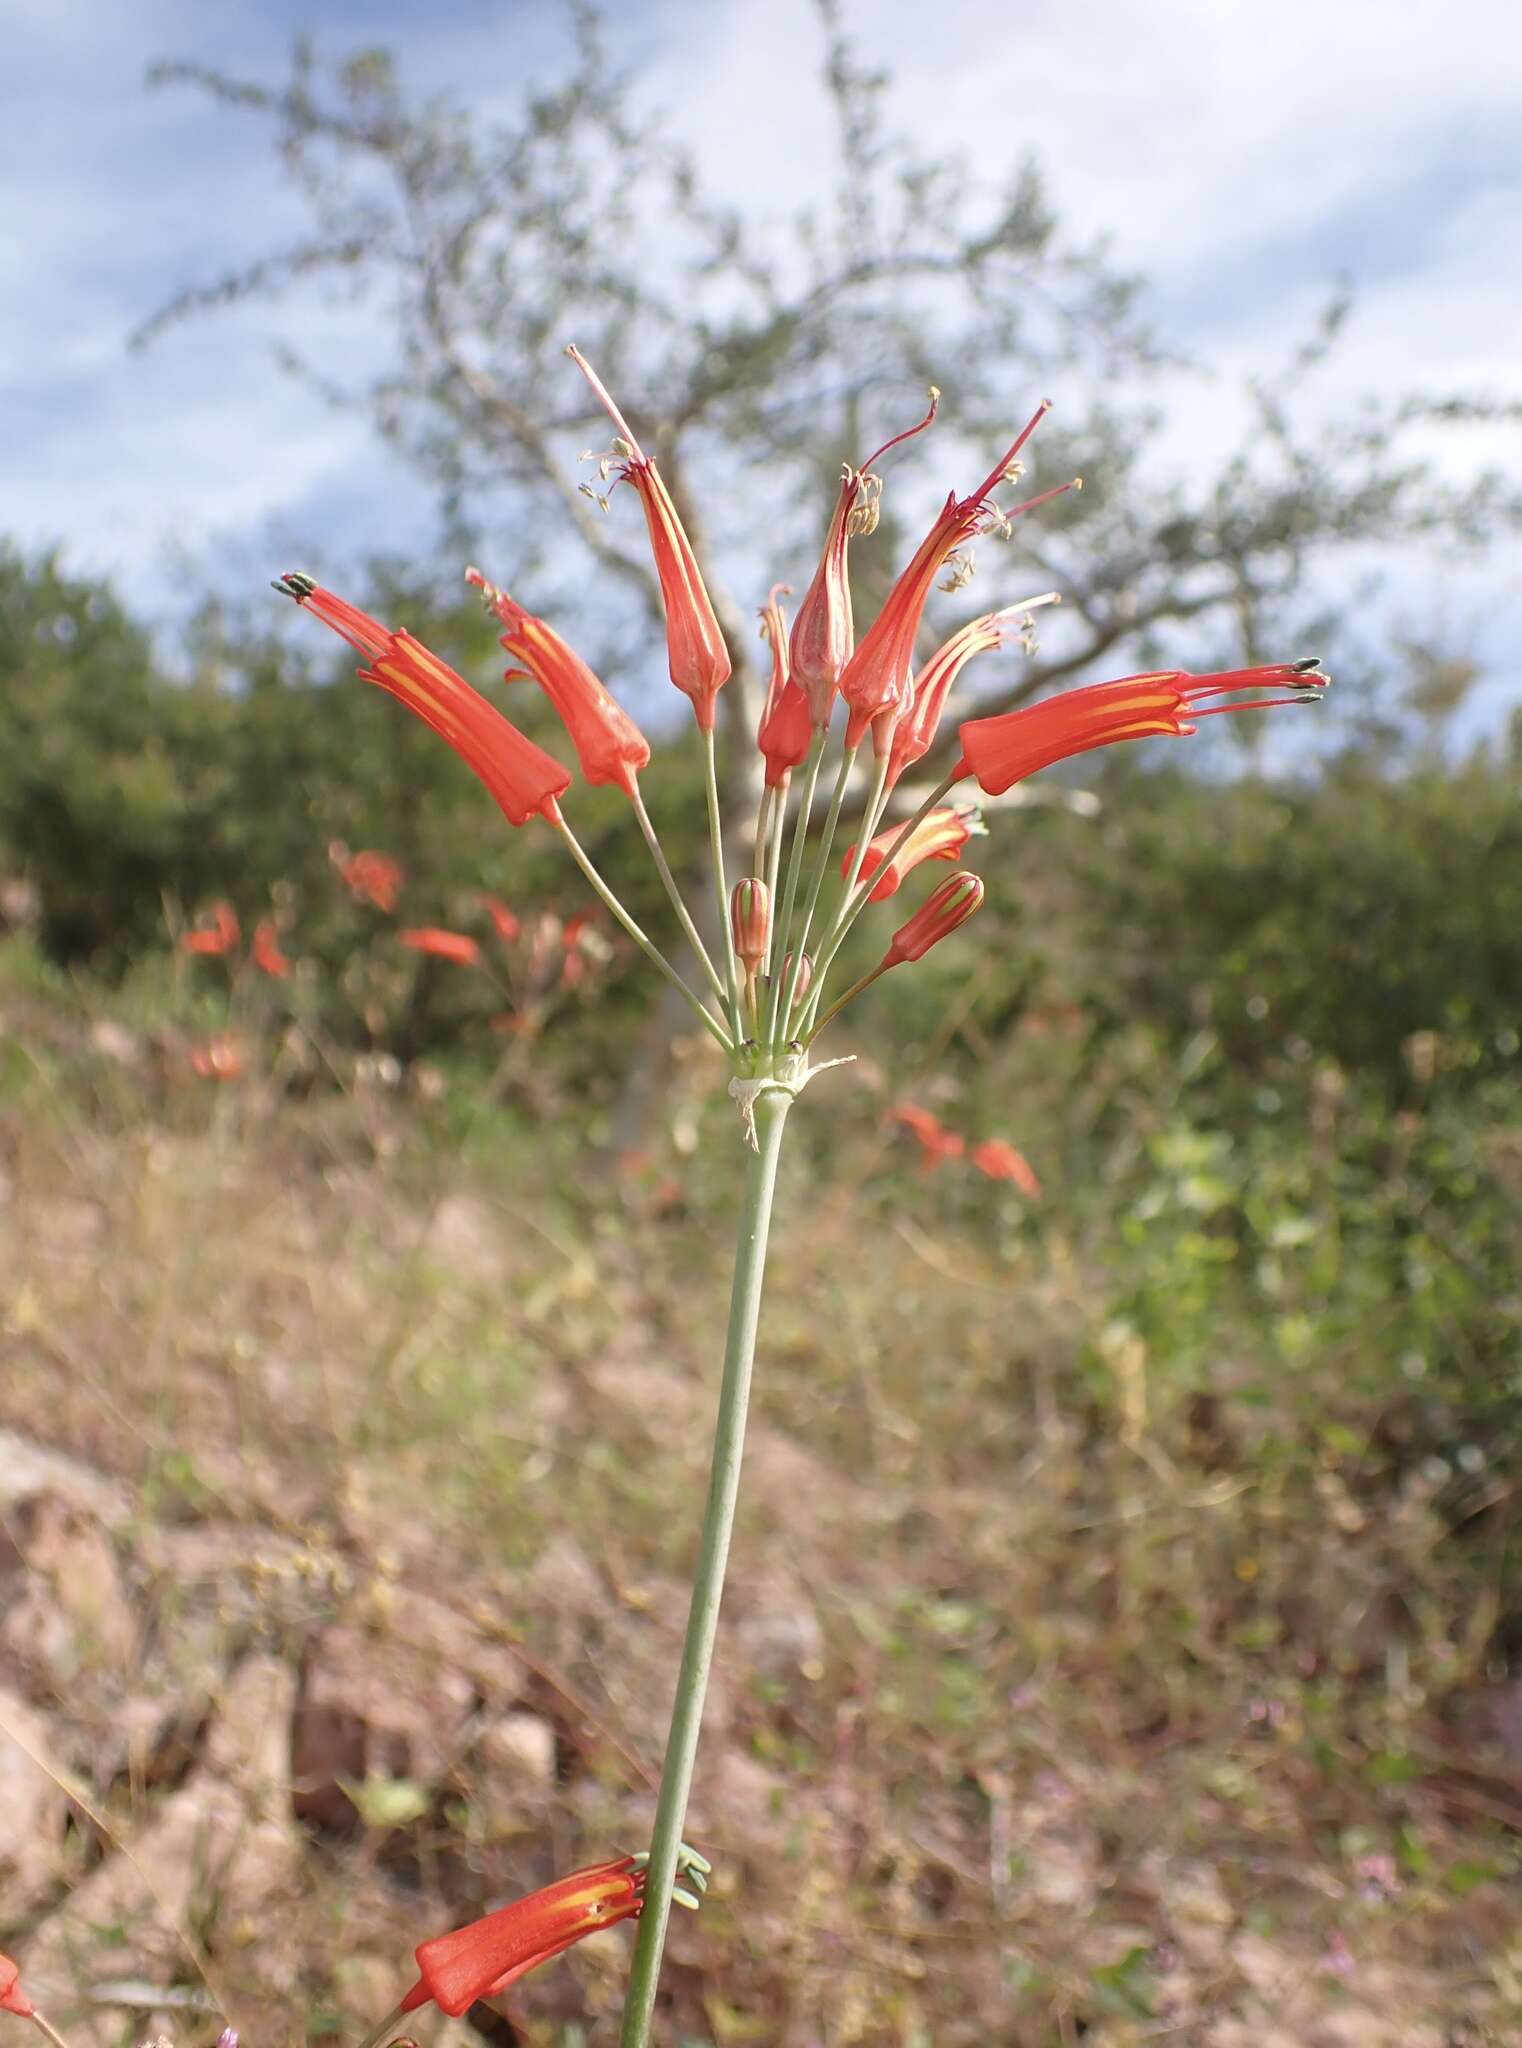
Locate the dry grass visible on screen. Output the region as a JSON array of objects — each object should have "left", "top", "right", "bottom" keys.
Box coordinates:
[{"left": 2, "top": 973, "right": 1521, "bottom": 2047}]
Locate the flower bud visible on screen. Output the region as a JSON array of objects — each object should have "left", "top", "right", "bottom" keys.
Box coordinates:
[
  {"left": 784, "top": 950, "right": 813, "bottom": 1007},
  {"left": 883, "top": 872, "right": 985, "bottom": 967},
  {"left": 730, "top": 878, "right": 770, "bottom": 974}
]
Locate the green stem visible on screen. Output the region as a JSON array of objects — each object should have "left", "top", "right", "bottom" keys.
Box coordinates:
[
  {"left": 352, "top": 2002, "right": 407, "bottom": 2048},
  {"left": 774, "top": 743, "right": 857, "bottom": 1047},
  {"left": 702, "top": 726, "right": 743, "bottom": 1035},
  {"left": 801, "top": 769, "right": 960, "bottom": 1033},
  {"left": 762, "top": 736, "right": 825, "bottom": 1044},
  {"left": 763, "top": 780, "right": 787, "bottom": 977},
  {"left": 808, "top": 956, "right": 893, "bottom": 1041},
  {"left": 752, "top": 782, "right": 773, "bottom": 909},
  {"left": 555, "top": 816, "right": 733, "bottom": 1054},
  {"left": 617, "top": 1088, "right": 793, "bottom": 2048},
  {"left": 630, "top": 783, "right": 728, "bottom": 1005}
]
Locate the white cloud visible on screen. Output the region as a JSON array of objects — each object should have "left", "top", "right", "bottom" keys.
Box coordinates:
[{"left": 4, "top": 0, "right": 1518, "bottom": 705}]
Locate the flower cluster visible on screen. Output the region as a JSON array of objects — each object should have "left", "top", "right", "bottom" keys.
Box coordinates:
[
  {"left": 893, "top": 1104, "right": 1042, "bottom": 1194},
  {"left": 275, "top": 348, "right": 1325, "bottom": 1108}
]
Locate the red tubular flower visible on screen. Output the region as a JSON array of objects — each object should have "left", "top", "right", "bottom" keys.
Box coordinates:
[
  {"left": 275, "top": 576, "right": 572, "bottom": 828},
  {"left": 887, "top": 595, "right": 1061, "bottom": 789},
  {"left": 181, "top": 901, "right": 240, "bottom": 957},
  {"left": 566, "top": 348, "right": 731, "bottom": 732},
  {"left": 843, "top": 806, "right": 978, "bottom": 902},
  {"left": 881, "top": 872, "right": 985, "bottom": 967},
  {"left": 755, "top": 587, "right": 812, "bottom": 789},
  {"left": 839, "top": 403, "right": 1077, "bottom": 750},
  {"left": 957, "top": 661, "right": 1328, "bottom": 795},
  {"left": 251, "top": 918, "right": 290, "bottom": 979},
  {"left": 399, "top": 1857, "right": 646, "bottom": 2016},
  {"left": 972, "top": 1138, "right": 1042, "bottom": 1196},
  {"left": 467, "top": 569, "right": 651, "bottom": 798},
  {"left": 479, "top": 895, "right": 522, "bottom": 945},
  {"left": 2, "top": 1953, "right": 34, "bottom": 2018},
  {"left": 787, "top": 472, "right": 861, "bottom": 731},
  {"left": 401, "top": 928, "right": 482, "bottom": 967},
  {"left": 789, "top": 393, "right": 940, "bottom": 731},
  {"left": 339, "top": 848, "right": 406, "bottom": 912}
]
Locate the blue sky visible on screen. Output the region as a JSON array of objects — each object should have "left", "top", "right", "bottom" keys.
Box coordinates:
[{"left": 6, "top": 0, "right": 1521, "bottom": 724}]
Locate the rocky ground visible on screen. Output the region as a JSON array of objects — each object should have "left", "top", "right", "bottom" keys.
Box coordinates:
[{"left": 2, "top": 1023, "right": 1520, "bottom": 2045}]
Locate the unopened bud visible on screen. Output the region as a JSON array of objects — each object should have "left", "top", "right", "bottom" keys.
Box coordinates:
[
  {"left": 783, "top": 950, "right": 813, "bottom": 1006},
  {"left": 883, "top": 871, "right": 984, "bottom": 967},
  {"left": 730, "top": 878, "right": 770, "bottom": 973}
]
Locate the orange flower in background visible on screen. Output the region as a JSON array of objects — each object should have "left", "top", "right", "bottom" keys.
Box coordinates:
[
  {"left": 755, "top": 587, "right": 812, "bottom": 789},
  {"left": 339, "top": 848, "right": 406, "bottom": 912},
  {"left": 956, "top": 661, "right": 1328, "bottom": 796},
  {"left": 189, "top": 1034, "right": 245, "bottom": 1081},
  {"left": 399, "top": 1857, "right": 648, "bottom": 2016},
  {"left": 2, "top": 1953, "right": 34, "bottom": 2018},
  {"left": 971, "top": 1139, "right": 1043, "bottom": 1197},
  {"left": 567, "top": 348, "right": 731, "bottom": 733},
  {"left": 891, "top": 1103, "right": 963, "bottom": 1173},
  {"left": 844, "top": 806, "right": 978, "bottom": 902},
  {"left": 400, "top": 928, "right": 482, "bottom": 967},
  {"left": 468, "top": 570, "right": 651, "bottom": 798},
  {"left": 562, "top": 907, "right": 597, "bottom": 949},
  {"left": 479, "top": 895, "right": 522, "bottom": 945},
  {"left": 180, "top": 901, "right": 239, "bottom": 957},
  {"left": 276, "top": 576, "right": 572, "bottom": 828},
  {"left": 251, "top": 918, "right": 290, "bottom": 979}
]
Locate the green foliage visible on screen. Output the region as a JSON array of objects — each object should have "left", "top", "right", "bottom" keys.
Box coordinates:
[{"left": 1061, "top": 744, "right": 1522, "bottom": 1095}]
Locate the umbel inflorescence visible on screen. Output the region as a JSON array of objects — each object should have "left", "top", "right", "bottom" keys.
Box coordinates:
[{"left": 274, "top": 346, "right": 1327, "bottom": 1122}]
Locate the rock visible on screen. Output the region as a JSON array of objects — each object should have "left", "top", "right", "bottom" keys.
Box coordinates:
[
  {"left": 25, "top": 1196, "right": 106, "bottom": 1263},
  {"left": 424, "top": 1193, "right": 508, "bottom": 1285},
  {"left": 291, "top": 1583, "right": 525, "bottom": 1832},
  {"left": 734, "top": 1574, "right": 824, "bottom": 1683},
  {"left": 89, "top": 1020, "right": 143, "bottom": 1068},
  {"left": 0, "top": 1686, "right": 68, "bottom": 1908},
  {"left": 479, "top": 1710, "right": 557, "bottom": 1788},
  {"left": 0, "top": 1430, "right": 131, "bottom": 1525},
  {"left": 0, "top": 1491, "right": 136, "bottom": 1682},
  {"left": 22, "top": 1655, "right": 299, "bottom": 2046}
]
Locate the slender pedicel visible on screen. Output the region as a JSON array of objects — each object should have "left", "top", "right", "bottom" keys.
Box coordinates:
[
  {"left": 554, "top": 816, "right": 733, "bottom": 1053},
  {"left": 629, "top": 782, "right": 729, "bottom": 1004},
  {"left": 773, "top": 743, "right": 857, "bottom": 1045}
]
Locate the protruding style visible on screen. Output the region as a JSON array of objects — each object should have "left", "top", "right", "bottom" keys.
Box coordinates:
[
  {"left": 838, "top": 402, "right": 1078, "bottom": 750},
  {"left": 566, "top": 348, "right": 731, "bottom": 732},
  {"left": 788, "top": 391, "right": 940, "bottom": 732},
  {"left": 957, "top": 661, "right": 1329, "bottom": 795},
  {"left": 887, "top": 595, "right": 1061, "bottom": 788}
]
